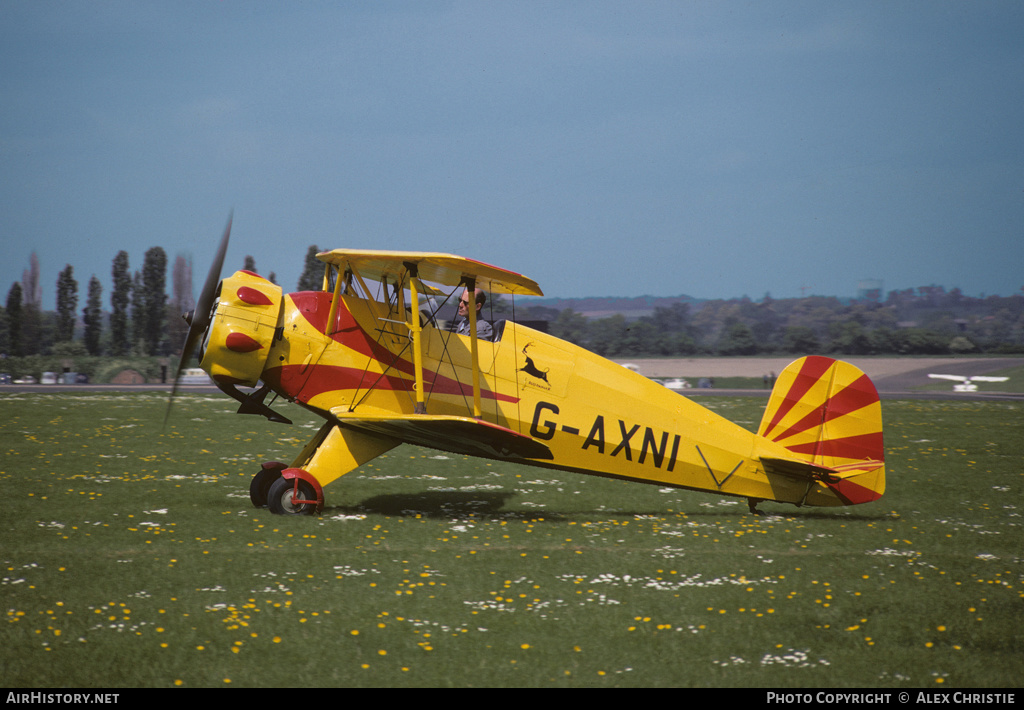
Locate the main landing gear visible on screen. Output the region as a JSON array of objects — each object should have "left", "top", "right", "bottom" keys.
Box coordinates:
[
  {"left": 249, "top": 462, "right": 321, "bottom": 516},
  {"left": 247, "top": 423, "right": 398, "bottom": 516}
]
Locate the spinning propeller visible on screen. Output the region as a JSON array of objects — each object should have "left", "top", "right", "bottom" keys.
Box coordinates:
[{"left": 164, "top": 213, "right": 232, "bottom": 425}]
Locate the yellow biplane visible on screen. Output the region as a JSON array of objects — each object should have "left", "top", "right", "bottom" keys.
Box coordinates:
[{"left": 167, "top": 217, "right": 886, "bottom": 515}]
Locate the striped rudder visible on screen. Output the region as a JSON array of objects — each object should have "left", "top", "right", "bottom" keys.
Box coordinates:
[{"left": 758, "top": 356, "right": 885, "bottom": 505}]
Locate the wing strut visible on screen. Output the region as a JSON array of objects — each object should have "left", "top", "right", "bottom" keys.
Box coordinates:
[
  {"left": 463, "top": 276, "right": 483, "bottom": 419},
  {"left": 404, "top": 262, "right": 428, "bottom": 414}
]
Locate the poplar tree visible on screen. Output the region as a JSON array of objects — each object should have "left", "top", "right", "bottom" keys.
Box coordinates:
[
  {"left": 5, "top": 282, "right": 23, "bottom": 356},
  {"left": 55, "top": 264, "right": 79, "bottom": 342},
  {"left": 296, "top": 245, "right": 322, "bottom": 291},
  {"left": 141, "top": 247, "right": 167, "bottom": 355},
  {"left": 131, "top": 270, "right": 144, "bottom": 352},
  {"left": 110, "top": 251, "right": 132, "bottom": 355},
  {"left": 19, "top": 253, "right": 42, "bottom": 355},
  {"left": 83, "top": 276, "right": 103, "bottom": 355},
  {"left": 168, "top": 254, "right": 194, "bottom": 355}
]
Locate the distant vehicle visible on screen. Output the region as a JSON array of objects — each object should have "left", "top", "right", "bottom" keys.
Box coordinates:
[
  {"left": 0, "top": 373, "right": 11, "bottom": 385},
  {"left": 661, "top": 377, "right": 691, "bottom": 390},
  {"left": 13, "top": 375, "right": 37, "bottom": 384},
  {"left": 178, "top": 367, "right": 214, "bottom": 385},
  {"left": 41, "top": 372, "right": 58, "bottom": 385},
  {"left": 928, "top": 374, "right": 1009, "bottom": 392}
]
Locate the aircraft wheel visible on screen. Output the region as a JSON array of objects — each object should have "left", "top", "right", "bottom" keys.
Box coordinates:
[
  {"left": 249, "top": 467, "right": 281, "bottom": 508},
  {"left": 267, "top": 477, "right": 318, "bottom": 516}
]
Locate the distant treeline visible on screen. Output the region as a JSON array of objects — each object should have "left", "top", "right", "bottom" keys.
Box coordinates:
[
  {"left": 1, "top": 246, "right": 323, "bottom": 361},
  {"left": 4, "top": 244, "right": 1022, "bottom": 365},
  {"left": 509, "top": 287, "right": 1024, "bottom": 357}
]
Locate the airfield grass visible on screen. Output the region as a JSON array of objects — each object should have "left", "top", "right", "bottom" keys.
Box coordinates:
[{"left": 1, "top": 391, "right": 1021, "bottom": 688}]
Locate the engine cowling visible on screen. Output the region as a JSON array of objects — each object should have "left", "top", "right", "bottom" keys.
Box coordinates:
[{"left": 200, "top": 270, "right": 283, "bottom": 387}]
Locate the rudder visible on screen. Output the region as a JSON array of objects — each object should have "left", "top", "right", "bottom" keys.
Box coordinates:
[{"left": 758, "top": 356, "right": 885, "bottom": 505}]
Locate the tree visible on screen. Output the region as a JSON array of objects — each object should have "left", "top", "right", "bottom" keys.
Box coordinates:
[
  {"left": 83, "top": 275, "right": 103, "bottom": 355},
  {"left": 781, "top": 325, "right": 820, "bottom": 353},
  {"left": 141, "top": 247, "right": 168, "bottom": 355},
  {"left": 717, "top": 321, "right": 758, "bottom": 355},
  {"left": 21, "top": 252, "right": 41, "bottom": 307},
  {"left": 19, "top": 253, "right": 42, "bottom": 355},
  {"left": 244, "top": 255, "right": 256, "bottom": 273},
  {"left": 587, "top": 314, "right": 629, "bottom": 357},
  {"left": 827, "top": 321, "right": 871, "bottom": 355},
  {"left": 55, "top": 264, "right": 78, "bottom": 342},
  {"left": 5, "top": 282, "right": 23, "bottom": 356},
  {"left": 168, "top": 254, "right": 194, "bottom": 355},
  {"left": 171, "top": 255, "right": 194, "bottom": 314},
  {"left": 130, "top": 270, "right": 145, "bottom": 352},
  {"left": 110, "top": 251, "right": 132, "bottom": 355},
  {"left": 297, "top": 245, "right": 322, "bottom": 291},
  {"left": 549, "top": 309, "right": 589, "bottom": 346}
]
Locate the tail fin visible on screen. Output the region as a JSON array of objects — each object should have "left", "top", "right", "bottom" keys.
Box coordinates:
[{"left": 758, "top": 356, "right": 885, "bottom": 505}]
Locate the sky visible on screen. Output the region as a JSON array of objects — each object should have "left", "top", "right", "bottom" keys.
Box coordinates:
[{"left": 2, "top": 1, "right": 1023, "bottom": 310}]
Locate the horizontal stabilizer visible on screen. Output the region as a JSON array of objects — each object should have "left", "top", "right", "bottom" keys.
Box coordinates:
[
  {"left": 761, "top": 456, "right": 840, "bottom": 482},
  {"left": 330, "top": 408, "right": 553, "bottom": 460},
  {"left": 761, "top": 456, "right": 884, "bottom": 483}
]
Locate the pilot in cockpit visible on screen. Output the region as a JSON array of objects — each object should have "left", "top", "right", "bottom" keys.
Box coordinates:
[{"left": 450, "top": 287, "right": 493, "bottom": 341}]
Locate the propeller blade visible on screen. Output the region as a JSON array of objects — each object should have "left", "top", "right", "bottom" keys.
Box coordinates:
[{"left": 164, "top": 213, "right": 233, "bottom": 426}]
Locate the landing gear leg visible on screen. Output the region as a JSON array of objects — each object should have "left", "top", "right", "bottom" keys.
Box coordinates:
[
  {"left": 261, "top": 422, "right": 400, "bottom": 515},
  {"left": 747, "top": 498, "right": 764, "bottom": 515}
]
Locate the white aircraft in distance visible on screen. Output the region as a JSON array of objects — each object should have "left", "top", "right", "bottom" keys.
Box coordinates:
[{"left": 928, "top": 374, "right": 1009, "bottom": 392}]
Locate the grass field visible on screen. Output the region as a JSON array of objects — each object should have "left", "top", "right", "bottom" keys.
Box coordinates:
[{"left": 2, "top": 390, "right": 1021, "bottom": 688}]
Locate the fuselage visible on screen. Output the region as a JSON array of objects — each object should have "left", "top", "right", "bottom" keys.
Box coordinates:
[{"left": 243, "top": 288, "right": 849, "bottom": 507}]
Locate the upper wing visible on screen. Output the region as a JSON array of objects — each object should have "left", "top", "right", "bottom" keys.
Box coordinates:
[
  {"left": 330, "top": 407, "right": 553, "bottom": 461},
  {"left": 317, "top": 249, "right": 544, "bottom": 296},
  {"left": 928, "top": 374, "right": 967, "bottom": 382}
]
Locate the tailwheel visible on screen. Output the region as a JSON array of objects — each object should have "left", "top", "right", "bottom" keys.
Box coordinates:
[
  {"left": 267, "top": 476, "right": 318, "bottom": 516},
  {"left": 249, "top": 466, "right": 283, "bottom": 508}
]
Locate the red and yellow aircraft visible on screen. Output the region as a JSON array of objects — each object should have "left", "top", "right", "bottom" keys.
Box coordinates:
[{"left": 167, "top": 217, "right": 886, "bottom": 515}]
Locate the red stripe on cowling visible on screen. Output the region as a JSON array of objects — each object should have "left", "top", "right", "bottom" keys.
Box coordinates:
[
  {"left": 237, "top": 286, "right": 274, "bottom": 306},
  {"left": 225, "top": 332, "right": 263, "bottom": 353}
]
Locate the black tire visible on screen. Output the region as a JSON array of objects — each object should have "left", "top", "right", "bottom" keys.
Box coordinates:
[
  {"left": 249, "top": 467, "right": 282, "bottom": 508},
  {"left": 267, "top": 476, "right": 318, "bottom": 516}
]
